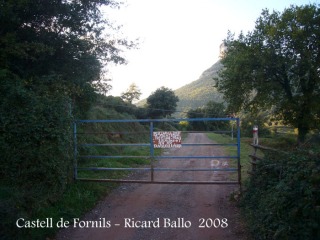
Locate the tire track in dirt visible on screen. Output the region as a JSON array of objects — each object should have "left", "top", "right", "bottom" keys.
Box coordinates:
[{"left": 56, "top": 133, "right": 247, "bottom": 240}]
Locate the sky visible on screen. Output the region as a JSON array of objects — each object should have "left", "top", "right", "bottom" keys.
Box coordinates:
[{"left": 104, "top": 0, "right": 318, "bottom": 100}]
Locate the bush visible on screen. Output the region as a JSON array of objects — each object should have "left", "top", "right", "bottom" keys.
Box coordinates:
[
  {"left": 0, "top": 76, "right": 73, "bottom": 239},
  {"left": 241, "top": 148, "right": 320, "bottom": 239},
  {"left": 240, "top": 112, "right": 271, "bottom": 137}
]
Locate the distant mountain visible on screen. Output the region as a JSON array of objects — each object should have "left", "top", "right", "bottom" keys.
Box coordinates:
[
  {"left": 174, "top": 60, "right": 224, "bottom": 117},
  {"left": 136, "top": 60, "right": 224, "bottom": 117}
]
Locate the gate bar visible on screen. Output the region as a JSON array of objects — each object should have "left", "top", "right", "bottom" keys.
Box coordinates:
[
  {"left": 77, "top": 178, "right": 239, "bottom": 184},
  {"left": 79, "top": 143, "right": 238, "bottom": 147},
  {"left": 74, "top": 117, "right": 241, "bottom": 185},
  {"left": 76, "top": 117, "right": 238, "bottom": 123},
  {"left": 77, "top": 167, "right": 238, "bottom": 172},
  {"left": 78, "top": 155, "right": 238, "bottom": 159}
]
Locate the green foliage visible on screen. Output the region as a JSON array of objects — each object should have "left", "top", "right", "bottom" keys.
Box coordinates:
[
  {"left": 121, "top": 83, "right": 142, "bottom": 104},
  {"left": 207, "top": 133, "right": 252, "bottom": 182},
  {"left": 240, "top": 111, "right": 271, "bottom": 137},
  {"left": 217, "top": 4, "right": 320, "bottom": 143},
  {"left": 146, "top": 86, "right": 179, "bottom": 118},
  {"left": 94, "top": 94, "right": 148, "bottom": 119},
  {"left": 178, "top": 121, "right": 189, "bottom": 131},
  {"left": 174, "top": 61, "right": 224, "bottom": 117},
  {"left": 0, "top": 1, "right": 134, "bottom": 239},
  {"left": 0, "top": 91, "right": 151, "bottom": 239},
  {"left": 0, "top": 0, "right": 130, "bottom": 92},
  {"left": 187, "top": 101, "right": 229, "bottom": 131},
  {"left": 241, "top": 147, "right": 320, "bottom": 239},
  {"left": 0, "top": 74, "right": 73, "bottom": 239}
]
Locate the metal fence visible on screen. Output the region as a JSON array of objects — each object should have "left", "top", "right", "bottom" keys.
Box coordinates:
[{"left": 73, "top": 118, "right": 241, "bottom": 185}]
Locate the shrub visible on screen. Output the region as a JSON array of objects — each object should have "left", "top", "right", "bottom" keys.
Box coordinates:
[
  {"left": 0, "top": 77, "right": 73, "bottom": 239},
  {"left": 240, "top": 112, "right": 271, "bottom": 137},
  {"left": 241, "top": 148, "right": 320, "bottom": 239}
]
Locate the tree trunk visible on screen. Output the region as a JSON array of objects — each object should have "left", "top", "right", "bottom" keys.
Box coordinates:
[
  {"left": 296, "top": 100, "right": 311, "bottom": 145},
  {"left": 297, "top": 125, "right": 308, "bottom": 145}
]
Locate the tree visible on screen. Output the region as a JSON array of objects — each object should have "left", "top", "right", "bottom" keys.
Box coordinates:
[
  {"left": 216, "top": 4, "right": 320, "bottom": 143},
  {"left": 187, "top": 107, "right": 206, "bottom": 130},
  {"left": 187, "top": 101, "right": 228, "bottom": 130},
  {"left": 0, "top": 1, "right": 133, "bottom": 236},
  {"left": 121, "top": 83, "right": 142, "bottom": 103},
  {"left": 0, "top": 0, "right": 133, "bottom": 97},
  {"left": 146, "top": 86, "right": 179, "bottom": 118}
]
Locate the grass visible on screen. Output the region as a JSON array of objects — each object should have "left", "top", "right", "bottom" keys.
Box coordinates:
[
  {"left": 27, "top": 181, "right": 117, "bottom": 239},
  {"left": 28, "top": 140, "right": 155, "bottom": 239},
  {"left": 9, "top": 98, "right": 303, "bottom": 240},
  {"left": 206, "top": 132, "right": 304, "bottom": 184},
  {"left": 68, "top": 130, "right": 248, "bottom": 224},
  {"left": 13, "top": 105, "right": 156, "bottom": 239},
  {"left": 207, "top": 133, "right": 258, "bottom": 183}
]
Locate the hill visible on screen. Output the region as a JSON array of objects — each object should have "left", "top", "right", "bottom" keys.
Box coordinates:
[
  {"left": 136, "top": 60, "right": 224, "bottom": 117},
  {"left": 174, "top": 60, "right": 224, "bottom": 117}
]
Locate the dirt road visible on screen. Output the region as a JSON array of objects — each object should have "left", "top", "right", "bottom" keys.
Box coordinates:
[{"left": 57, "top": 133, "right": 247, "bottom": 240}]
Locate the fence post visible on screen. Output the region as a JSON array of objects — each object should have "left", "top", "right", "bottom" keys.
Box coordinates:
[
  {"left": 249, "top": 144, "right": 279, "bottom": 174},
  {"left": 250, "top": 145, "right": 258, "bottom": 172},
  {"left": 253, "top": 125, "right": 259, "bottom": 145}
]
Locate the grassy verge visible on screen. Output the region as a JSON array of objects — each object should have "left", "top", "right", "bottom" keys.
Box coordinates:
[
  {"left": 208, "top": 132, "right": 320, "bottom": 239},
  {"left": 0, "top": 177, "right": 121, "bottom": 239},
  {"left": 5, "top": 108, "right": 156, "bottom": 239},
  {"left": 206, "top": 133, "right": 300, "bottom": 183},
  {"left": 206, "top": 133, "right": 253, "bottom": 183},
  {"left": 30, "top": 181, "right": 118, "bottom": 239},
  {"left": 27, "top": 145, "right": 156, "bottom": 239}
]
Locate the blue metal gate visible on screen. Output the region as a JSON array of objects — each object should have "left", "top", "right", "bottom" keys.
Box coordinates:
[{"left": 73, "top": 118, "right": 241, "bottom": 185}]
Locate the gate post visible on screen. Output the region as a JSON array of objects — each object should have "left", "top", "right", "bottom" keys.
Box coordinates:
[
  {"left": 237, "top": 118, "right": 241, "bottom": 186},
  {"left": 149, "top": 121, "right": 154, "bottom": 182}
]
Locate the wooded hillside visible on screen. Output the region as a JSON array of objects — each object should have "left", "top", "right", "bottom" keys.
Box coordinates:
[{"left": 174, "top": 61, "right": 224, "bottom": 116}]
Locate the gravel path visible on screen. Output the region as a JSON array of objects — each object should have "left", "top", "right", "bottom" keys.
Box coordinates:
[{"left": 56, "top": 133, "right": 248, "bottom": 240}]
